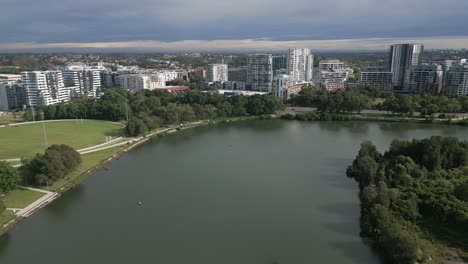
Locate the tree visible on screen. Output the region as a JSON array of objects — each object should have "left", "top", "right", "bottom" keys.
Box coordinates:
[
  {"left": 20, "top": 145, "right": 81, "bottom": 186},
  {"left": 0, "top": 162, "right": 21, "bottom": 193}
]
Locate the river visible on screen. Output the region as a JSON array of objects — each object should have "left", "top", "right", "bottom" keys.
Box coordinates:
[{"left": 1, "top": 120, "right": 467, "bottom": 264}]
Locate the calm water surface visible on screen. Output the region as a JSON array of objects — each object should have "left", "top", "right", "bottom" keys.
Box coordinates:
[{"left": 1, "top": 120, "right": 467, "bottom": 264}]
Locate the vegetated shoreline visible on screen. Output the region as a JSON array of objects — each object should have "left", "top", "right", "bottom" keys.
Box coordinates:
[
  {"left": 0, "top": 116, "right": 260, "bottom": 237},
  {"left": 1, "top": 114, "right": 466, "bottom": 239},
  {"left": 281, "top": 111, "right": 468, "bottom": 126}
]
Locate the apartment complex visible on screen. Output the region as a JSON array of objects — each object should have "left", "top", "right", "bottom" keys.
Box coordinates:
[
  {"left": 21, "top": 71, "right": 71, "bottom": 106},
  {"left": 319, "top": 60, "right": 345, "bottom": 71},
  {"left": 445, "top": 64, "right": 468, "bottom": 96},
  {"left": 0, "top": 81, "right": 27, "bottom": 111},
  {"left": 246, "top": 54, "right": 273, "bottom": 92},
  {"left": 389, "top": 43, "right": 424, "bottom": 90},
  {"left": 118, "top": 74, "right": 165, "bottom": 90},
  {"left": 404, "top": 65, "right": 443, "bottom": 95},
  {"left": 273, "top": 74, "right": 293, "bottom": 99},
  {"left": 228, "top": 67, "right": 247, "bottom": 82},
  {"left": 359, "top": 67, "right": 393, "bottom": 90},
  {"left": 62, "top": 68, "right": 101, "bottom": 98},
  {"left": 206, "top": 64, "right": 228, "bottom": 82},
  {"left": 272, "top": 55, "right": 287, "bottom": 77},
  {"left": 287, "top": 48, "right": 314, "bottom": 82}
]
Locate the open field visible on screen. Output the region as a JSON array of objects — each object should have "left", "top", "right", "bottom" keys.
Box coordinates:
[
  {"left": 0, "top": 120, "right": 124, "bottom": 159},
  {"left": 4, "top": 189, "right": 46, "bottom": 208}
]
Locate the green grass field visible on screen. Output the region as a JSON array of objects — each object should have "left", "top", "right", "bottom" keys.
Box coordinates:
[
  {"left": 0, "top": 211, "right": 14, "bottom": 224},
  {"left": 4, "top": 189, "right": 45, "bottom": 208},
  {"left": 0, "top": 120, "right": 124, "bottom": 159}
]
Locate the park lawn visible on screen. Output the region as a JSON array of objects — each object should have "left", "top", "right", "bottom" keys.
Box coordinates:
[
  {"left": 0, "top": 120, "right": 124, "bottom": 159},
  {"left": 0, "top": 211, "right": 14, "bottom": 224},
  {"left": 4, "top": 188, "right": 45, "bottom": 208},
  {"left": 49, "top": 146, "right": 125, "bottom": 191}
]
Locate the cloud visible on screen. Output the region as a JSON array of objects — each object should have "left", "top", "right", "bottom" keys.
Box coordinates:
[
  {"left": 0, "top": 0, "right": 467, "bottom": 43},
  {"left": 0, "top": 36, "right": 467, "bottom": 52}
]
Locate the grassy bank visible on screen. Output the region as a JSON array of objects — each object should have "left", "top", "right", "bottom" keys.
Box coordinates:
[
  {"left": 4, "top": 189, "right": 45, "bottom": 208},
  {"left": 49, "top": 146, "right": 126, "bottom": 192},
  {"left": 0, "top": 120, "right": 124, "bottom": 159}
]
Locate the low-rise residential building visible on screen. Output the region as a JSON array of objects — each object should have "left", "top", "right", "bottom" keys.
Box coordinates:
[
  {"left": 273, "top": 74, "right": 293, "bottom": 99},
  {"left": 322, "top": 79, "right": 347, "bottom": 91},
  {"left": 281, "top": 83, "right": 307, "bottom": 101},
  {"left": 118, "top": 74, "right": 165, "bottom": 90},
  {"left": 319, "top": 60, "right": 345, "bottom": 71}
]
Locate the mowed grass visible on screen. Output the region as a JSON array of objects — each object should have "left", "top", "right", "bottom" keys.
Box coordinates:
[
  {"left": 0, "top": 211, "right": 14, "bottom": 224},
  {"left": 4, "top": 189, "right": 45, "bottom": 208},
  {"left": 0, "top": 120, "right": 124, "bottom": 159}
]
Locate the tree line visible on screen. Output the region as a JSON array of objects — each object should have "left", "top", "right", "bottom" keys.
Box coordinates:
[
  {"left": 31, "top": 89, "right": 284, "bottom": 136},
  {"left": 291, "top": 87, "right": 468, "bottom": 116},
  {"left": 346, "top": 137, "right": 468, "bottom": 263}
]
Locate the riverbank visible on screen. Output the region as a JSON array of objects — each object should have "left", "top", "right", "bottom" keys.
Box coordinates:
[
  {"left": 0, "top": 116, "right": 262, "bottom": 237},
  {"left": 281, "top": 109, "right": 468, "bottom": 126}
]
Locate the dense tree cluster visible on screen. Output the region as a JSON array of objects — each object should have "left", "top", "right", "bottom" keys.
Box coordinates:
[
  {"left": 291, "top": 87, "right": 468, "bottom": 117},
  {"left": 21, "top": 145, "right": 82, "bottom": 186},
  {"left": 0, "top": 162, "right": 22, "bottom": 193},
  {"left": 381, "top": 95, "right": 467, "bottom": 116},
  {"left": 34, "top": 89, "right": 284, "bottom": 136},
  {"left": 291, "top": 88, "right": 371, "bottom": 113},
  {"left": 347, "top": 137, "right": 468, "bottom": 263}
]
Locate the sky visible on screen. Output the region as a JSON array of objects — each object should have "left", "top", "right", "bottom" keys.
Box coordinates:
[{"left": 1, "top": 0, "right": 468, "bottom": 52}]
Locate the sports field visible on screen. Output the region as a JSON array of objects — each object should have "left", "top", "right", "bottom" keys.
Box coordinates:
[{"left": 0, "top": 120, "right": 124, "bottom": 159}]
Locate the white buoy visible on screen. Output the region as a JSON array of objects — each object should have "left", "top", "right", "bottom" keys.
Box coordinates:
[{"left": 138, "top": 201, "right": 142, "bottom": 205}]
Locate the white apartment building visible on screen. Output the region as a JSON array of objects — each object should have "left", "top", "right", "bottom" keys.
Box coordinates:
[
  {"left": 164, "top": 71, "right": 179, "bottom": 83},
  {"left": 21, "top": 71, "right": 71, "bottom": 106},
  {"left": 287, "top": 48, "right": 314, "bottom": 83},
  {"left": 246, "top": 54, "right": 273, "bottom": 92},
  {"left": 118, "top": 74, "right": 165, "bottom": 90},
  {"left": 206, "top": 64, "right": 228, "bottom": 82},
  {"left": 319, "top": 60, "right": 345, "bottom": 71},
  {"left": 273, "top": 74, "right": 293, "bottom": 99},
  {"left": 62, "top": 68, "right": 101, "bottom": 98}
]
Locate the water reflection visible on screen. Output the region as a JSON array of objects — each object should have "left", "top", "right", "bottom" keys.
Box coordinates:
[
  {"left": 0, "top": 233, "right": 10, "bottom": 256},
  {"left": 46, "top": 185, "right": 85, "bottom": 219},
  {"left": 318, "top": 121, "right": 370, "bottom": 135}
]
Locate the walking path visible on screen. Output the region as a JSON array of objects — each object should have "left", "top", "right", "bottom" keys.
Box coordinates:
[{"left": 14, "top": 186, "right": 59, "bottom": 218}]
